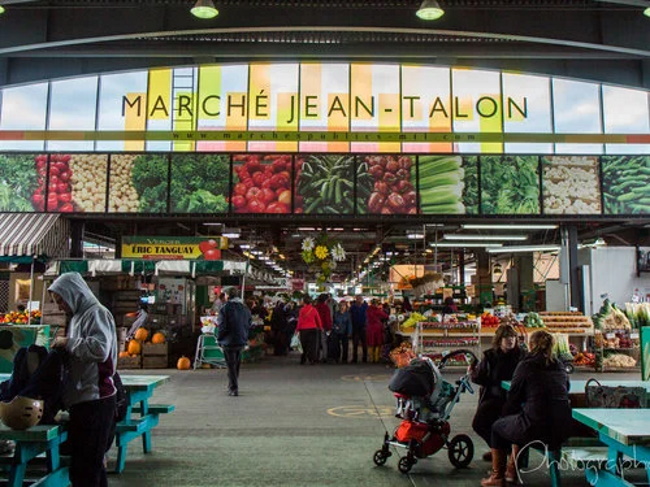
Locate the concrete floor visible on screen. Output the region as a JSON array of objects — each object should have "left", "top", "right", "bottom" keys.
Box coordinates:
[{"left": 108, "top": 354, "right": 645, "bottom": 487}]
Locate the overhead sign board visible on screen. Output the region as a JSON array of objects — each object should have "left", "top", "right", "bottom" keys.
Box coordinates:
[{"left": 121, "top": 236, "right": 228, "bottom": 260}]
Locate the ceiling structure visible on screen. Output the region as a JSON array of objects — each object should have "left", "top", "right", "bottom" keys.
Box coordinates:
[
  {"left": 2, "top": 0, "right": 650, "bottom": 283},
  {"left": 1, "top": 0, "right": 649, "bottom": 88}
]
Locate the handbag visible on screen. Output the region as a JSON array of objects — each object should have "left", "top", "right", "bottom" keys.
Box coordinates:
[
  {"left": 585, "top": 378, "right": 647, "bottom": 409},
  {"left": 290, "top": 334, "right": 302, "bottom": 353}
]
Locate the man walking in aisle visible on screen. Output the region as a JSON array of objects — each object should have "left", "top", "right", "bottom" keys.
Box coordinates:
[
  {"left": 349, "top": 295, "right": 369, "bottom": 363},
  {"left": 217, "top": 287, "right": 252, "bottom": 396}
]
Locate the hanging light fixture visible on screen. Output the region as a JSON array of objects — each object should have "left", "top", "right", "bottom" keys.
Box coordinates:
[
  {"left": 493, "top": 263, "right": 503, "bottom": 275},
  {"left": 191, "top": 0, "right": 219, "bottom": 19},
  {"left": 644, "top": 6, "right": 650, "bottom": 16},
  {"left": 0, "top": 5, "right": 5, "bottom": 14},
  {"left": 416, "top": 0, "right": 444, "bottom": 20}
]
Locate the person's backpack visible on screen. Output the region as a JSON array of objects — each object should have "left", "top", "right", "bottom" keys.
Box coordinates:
[{"left": 113, "top": 371, "right": 128, "bottom": 422}]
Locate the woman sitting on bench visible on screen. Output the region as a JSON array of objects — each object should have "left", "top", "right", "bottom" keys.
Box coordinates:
[{"left": 482, "top": 330, "right": 571, "bottom": 487}]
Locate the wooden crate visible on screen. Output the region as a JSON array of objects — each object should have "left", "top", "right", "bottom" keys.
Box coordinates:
[
  {"left": 142, "top": 355, "right": 168, "bottom": 369},
  {"left": 142, "top": 342, "right": 168, "bottom": 356},
  {"left": 117, "top": 355, "right": 142, "bottom": 369}
]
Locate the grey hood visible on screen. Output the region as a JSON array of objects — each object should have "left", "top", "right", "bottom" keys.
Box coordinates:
[{"left": 49, "top": 272, "right": 100, "bottom": 315}]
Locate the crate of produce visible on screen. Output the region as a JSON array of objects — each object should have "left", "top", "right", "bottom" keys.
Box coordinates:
[
  {"left": 142, "top": 355, "right": 168, "bottom": 369},
  {"left": 117, "top": 355, "right": 142, "bottom": 369},
  {"left": 142, "top": 342, "right": 168, "bottom": 356}
]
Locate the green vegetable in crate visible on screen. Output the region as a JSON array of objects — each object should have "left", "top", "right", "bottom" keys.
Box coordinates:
[
  {"left": 524, "top": 312, "right": 545, "bottom": 328},
  {"left": 418, "top": 155, "right": 465, "bottom": 214},
  {"left": 602, "top": 156, "right": 650, "bottom": 215}
]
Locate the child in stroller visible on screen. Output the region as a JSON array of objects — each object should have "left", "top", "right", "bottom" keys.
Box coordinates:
[{"left": 373, "top": 350, "right": 478, "bottom": 474}]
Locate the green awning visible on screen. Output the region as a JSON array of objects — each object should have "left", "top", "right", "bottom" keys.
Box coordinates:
[
  {"left": 194, "top": 261, "right": 224, "bottom": 274},
  {"left": 60, "top": 261, "right": 89, "bottom": 274}
]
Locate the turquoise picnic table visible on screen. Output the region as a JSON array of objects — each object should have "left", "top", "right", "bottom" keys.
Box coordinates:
[
  {"left": 572, "top": 408, "right": 650, "bottom": 486},
  {"left": 501, "top": 379, "right": 650, "bottom": 398},
  {"left": 0, "top": 373, "right": 173, "bottom": 484}
]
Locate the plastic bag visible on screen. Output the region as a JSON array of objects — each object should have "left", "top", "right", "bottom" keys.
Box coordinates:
[{"left": 290, "top": 334, "right": 302, "bottom": 353}]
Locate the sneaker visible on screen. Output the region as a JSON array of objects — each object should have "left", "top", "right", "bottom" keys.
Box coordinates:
[{"left": 228, "top": 390, "right": 238, "bottom": 396}]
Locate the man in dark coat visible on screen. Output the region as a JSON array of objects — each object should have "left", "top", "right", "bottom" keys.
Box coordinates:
[
  {"left": 217, "top": 287, "right": 252, "bottom": 397},
  {"left": 349, "top": 295, "right": 368, "bottom": 363}
]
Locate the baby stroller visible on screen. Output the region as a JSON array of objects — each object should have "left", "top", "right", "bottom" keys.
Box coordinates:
[{"left": 373, "top": 349, "right": 478, "bottom": 474}]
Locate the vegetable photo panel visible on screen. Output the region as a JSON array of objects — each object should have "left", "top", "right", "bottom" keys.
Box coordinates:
[
  {"left": 109, "top": 154, "right": 169, "bottom": 213},
  {"left": 602, "top": 156, "right": 650, "bottom": 215},
  {"left": 232, "top": 154, "right": 292, "bottom": 214},
  {"left": 357, "top": 154, "right": 417, "bottom": 215},
  {"left": 46, "top": 154, "right": 108, "bottom": 213},
  {"left": 170, "top": 154, "right": 229, "bottom": 214},
  {"left": 296, "top": 154, "right": 354, "bottom": 215},
  {"left": 480, "top": 155, "right": 541, "bottom": 215},
  {"left": 419, "top": 155, "right": 472, "bottom": 215},
  {"left": 0, "top": 154, "right": 41, "bottom": 212},
  {"left": 542, "top": 156, "right": 601, "bottom": 215}
]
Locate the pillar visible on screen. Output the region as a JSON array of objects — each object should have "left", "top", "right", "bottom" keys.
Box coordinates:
[{"left": 70, "top": 221, "right": 84, "bottom": 258}]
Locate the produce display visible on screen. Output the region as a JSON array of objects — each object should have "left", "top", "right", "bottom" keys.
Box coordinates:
[
  {"left": 296, "top": 154, "right": 353, "bottom": 214},
  {"left": 597, "top": 329, "right": 640, "bottom": 349},
  {"left": 480, "top": 313, "right": 500, "bottom": 328},
  {"left": 422, "top": 338, "right": 479, "bottom": 347},
  {"left": 170, "top": 154, "right": 229, "bottom": 213},
  {"left": 523, "top": 312, "right": 545, "bottom": 328},
  {"left": 625, "top": 302, "right": 650, "bottom": 328},
  {"left": 602, "top": 155, "right": 650, "bottom": 215},
  {"left": 399, "top": 312, "right": 426, "bottom": 332},
  {"left": 357, "top": 155, "right": 417, "bottom": 214},
  {"left": 603, "top": 353, "right": 637, "bottom": 368},
  {"left": 389, "top": 341, "right": 417, "bottom": 368},
  {"left": 480, "top": 155, "right": 540, "bottom": 214},
  {"left": 539, "top": 311, "right": 593, "bottom": 333},
  {"left": 421, "top": 320, "right": 478, "bottom": 330},
  {"left": 232, "top": 154, "right": 293, "bottom": 214},
  {"left": 0, "top": 310, "right": 41, "bottom": 324},
  {"left": 108, "top": 154, "right": 167, "bottom": 213},
  {"left": 573, "top": 352, "right": 596, "bottom": 367},
  {"left": 542, "top": 156, "right": 601, "bottom": 214},
  {"left": 0, "top": 154, "right": 38, "bottom": 212},
  {"left": 418, "top": 155, "right": 465, "bottom": 214},
  {"left": 592, "top": 299, "right": 631, "bottom": 330}
]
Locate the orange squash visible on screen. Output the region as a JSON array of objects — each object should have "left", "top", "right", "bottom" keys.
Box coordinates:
[
  {"left": 177, "top": 356, "right": 191, "bottom": 370},
  {"left": 134, "top": 327, "right": 149, "bottom": 342},
  {"left": 151, "top": 332, "right": 166, "bottom": 344},
  {"left": 127, "top": 340, "right": 141, "bottom": 355},
  {"left": 118, "top": 351, "right": 130, "bottom": 358}
]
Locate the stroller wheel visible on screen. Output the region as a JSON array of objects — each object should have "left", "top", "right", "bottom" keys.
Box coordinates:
[
  {"left": 448, "top": 434, "right": 474, "bottom": 469},
  {"left": 373, "top": 449, "right": 390, "bottom": 466},
  {"left": 398, "top": 456, "right": 415, "bottom": 474}
]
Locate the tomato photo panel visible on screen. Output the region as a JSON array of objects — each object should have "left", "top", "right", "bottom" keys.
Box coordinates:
[{"left": 231, "top": 154, "right": 293, "bottom": 214}]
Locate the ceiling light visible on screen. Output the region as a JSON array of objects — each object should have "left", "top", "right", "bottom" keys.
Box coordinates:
[
  {"left": 191, "top": 0, "right": 219, "bottom": 19},
  {"left": 487, "top": 245, "right": 560, "bottom": 254},
  {"left": 461, "top": 224, "right": 558, "bottom": 230},
  {"left": 444, "top": 234, "right": 528, "bottom": 241},
  {"left": 202, "top": 222, "right": 222, "bottom": 226},
  {"left": 407, "top": 232, "right": 425, "bottom": 239},
  {"left": 0, "top": 5, "right": 5, "bottom": 14},
  {"left": 645, "top": 6, "right": 650, "bottom": 16},
  {"left": 431, "top": 243, "right": 503, "bottom": 248},
  {"left": 239, "top": 244, "right": 251, "bottom": 249},
  {"left": 416, "top": 0, "right": 444, "bottom": 20}
]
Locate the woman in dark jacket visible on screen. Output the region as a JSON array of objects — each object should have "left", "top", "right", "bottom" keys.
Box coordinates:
[
  {"left": 270, "top": 300, "right": 290, "bottom": 356},
  {"left": 470, "top": 324, "right": 525, "bottom": 461},
  {"left": 481, "top": 330, "right": 571, "bottom": 487}
]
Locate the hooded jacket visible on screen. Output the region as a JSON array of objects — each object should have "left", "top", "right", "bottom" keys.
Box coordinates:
[{"left": 48, "top": 272, "right": 117, "bottom": 407}]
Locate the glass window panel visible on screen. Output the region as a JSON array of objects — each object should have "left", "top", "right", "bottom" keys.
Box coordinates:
[
  {"left": 293, "top": 154, "right": 352, "bottom": 215},
  {"left": 452, "top": 69, "right": 502, "bottom": 154},
  {"left": 47, "top": 154, "right": 107, "bottom": 213},
  {"left": 97, "top": 71, "right": 149, "bottom": 152},
  {"left": 418, "top": 155, "right": 475, "bottom": 215},
  {"left": 603, "top": 86, "right": 650, "bottom": 154},
  {"left": 602, "top": 155, "right": 650, "bottom": 215},
  {"left": 232, "top": 154, "right": 293, "bottom": 214},
  {"left": 503, "top": 73, "right": 552, "bottom": 133},
  {"left": 552, "top": 78, "right": 602, "bottom": 154},
  {"left": 0, "top": 83, "right": 48, "bottom": 151},
  {"left": 47, "top": 76, "right": 98, "bottom": 152},
  {"left": 542, "top": 156, "right": 601, "bottom": 215}
]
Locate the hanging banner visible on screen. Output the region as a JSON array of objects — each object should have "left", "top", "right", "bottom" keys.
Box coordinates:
[{"left": 121, "top": 236, "right": 229, "bottom": 260}]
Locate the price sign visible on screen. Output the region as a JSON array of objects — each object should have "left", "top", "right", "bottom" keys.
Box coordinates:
[
  {"left": 606, "top": 333, "right": 616, "bottom": 339},
  {"left": 630, "top": 332, "right": 639, "bottom": 340}
]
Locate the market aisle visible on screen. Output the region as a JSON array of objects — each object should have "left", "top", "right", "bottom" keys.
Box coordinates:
[{"left": 106, "top": 356, "right": 642, "bottom": 487}]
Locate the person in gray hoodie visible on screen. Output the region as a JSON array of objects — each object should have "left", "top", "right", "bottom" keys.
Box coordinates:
[
  {"left": 49, "top": 272, "right": 118, "bottom": 487},
  {"left": 217, "top": 286, "right": 252, "bottom": 396}
]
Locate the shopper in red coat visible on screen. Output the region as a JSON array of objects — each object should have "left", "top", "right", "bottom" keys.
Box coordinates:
[
  {"left": 295, "top": 295, "right": 322, "bottom": 365},
  {"left": 366, "top": 299, "right": 388, "bottom": 363}
]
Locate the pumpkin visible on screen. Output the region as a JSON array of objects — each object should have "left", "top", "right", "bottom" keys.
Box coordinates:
[
  {"left": 118, "top": 351, "right": 130, "bottom": 358},
  {"left": 134, "top": 327, "right": 149, "bottom": 342},
  {"left": 177, "top": 356, "right": 191, "bottom": 370},
  {"left": 151, "top": 332, "right": 166, "bottom": 344},
  {"left": 127, "top": 340, "right": 141, "bottom": 355}
]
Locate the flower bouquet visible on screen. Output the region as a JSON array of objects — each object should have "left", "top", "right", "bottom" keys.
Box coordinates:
[{"left": 301, "top": 234, "right": 346, "bottom": 283}]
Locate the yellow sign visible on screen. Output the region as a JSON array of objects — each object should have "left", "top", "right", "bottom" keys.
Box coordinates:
[{"left": 121, "top": 236, "right": 228, "bottom": 260}]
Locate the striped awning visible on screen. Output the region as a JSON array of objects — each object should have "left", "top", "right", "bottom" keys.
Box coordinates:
[{"left": 0, "top": 213, "right": 69, "bottom": 258}]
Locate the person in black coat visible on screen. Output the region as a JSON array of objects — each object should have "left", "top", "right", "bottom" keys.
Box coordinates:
[
  {"left": 481, "top": 330, "right": 571, "bottom": 487},
  {"left": 217, "top": 287, "right": 252, "bottom": 397},
  {"left": 271, "top": 300, "right": 290, "bottom": 356},
  {"left": 470, "top": 324, "right": 525, "bottom": 460}
]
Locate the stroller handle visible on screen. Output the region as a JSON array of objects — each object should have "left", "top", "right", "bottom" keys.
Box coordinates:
[{"left": 439, "top": 349, "right": 478, "bottom": 368}]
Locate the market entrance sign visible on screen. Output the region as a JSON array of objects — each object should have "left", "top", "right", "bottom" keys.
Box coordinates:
[{"left": 121, "top": 236, "right": 228, "bottom": 260}]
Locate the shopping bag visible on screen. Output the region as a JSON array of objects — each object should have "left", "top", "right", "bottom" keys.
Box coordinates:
[
  {"left": 290, "top": 334, "right": 302, "bottom": 353},
  {"left": 585, "top": 378, "right": 646, "bottom": 408}
]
